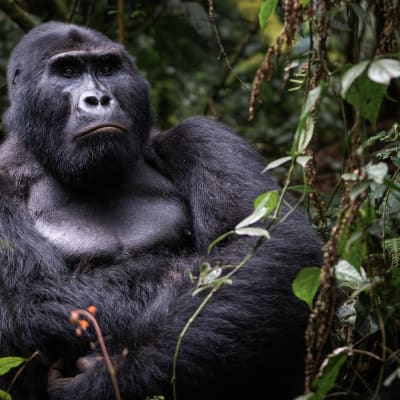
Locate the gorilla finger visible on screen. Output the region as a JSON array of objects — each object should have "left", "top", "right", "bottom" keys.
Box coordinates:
[
  {"left": 76, "top": 355, "right": 102, "bottom": 372},
  {"left": 48, "top": 359, "right": 65, "bottom": 385}
]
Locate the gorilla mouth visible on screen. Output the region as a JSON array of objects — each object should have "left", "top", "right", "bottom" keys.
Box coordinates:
[{"left": 74, "top": 123, "right": 128, "bottom": 142}]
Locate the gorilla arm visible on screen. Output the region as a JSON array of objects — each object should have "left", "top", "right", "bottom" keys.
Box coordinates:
[{"left": 0, "top": 118, "right": 321, "bottom": 400}]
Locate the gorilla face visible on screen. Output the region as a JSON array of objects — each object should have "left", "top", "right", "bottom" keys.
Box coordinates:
[{"left": 4, "top": 23, "right": 152, "bottom": 190}]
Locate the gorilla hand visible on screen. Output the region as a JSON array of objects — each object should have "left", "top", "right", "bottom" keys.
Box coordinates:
[{"left": 48, "top": 355, "right": 112, "bottom": 400}]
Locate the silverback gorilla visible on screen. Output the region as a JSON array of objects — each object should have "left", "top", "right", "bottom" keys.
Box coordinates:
[{"left": 0, "top": 22, "right": 321, "bottom": 400}]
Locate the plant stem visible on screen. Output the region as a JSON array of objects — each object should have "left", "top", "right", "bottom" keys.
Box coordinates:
[{"left": 74, "top": 309, "right": 121, "bottom": 400}]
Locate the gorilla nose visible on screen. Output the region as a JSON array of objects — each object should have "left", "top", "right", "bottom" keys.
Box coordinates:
[
  {"left": 85, "top": 95, "right": 111, "bottom": 106},
  {"left": 79, "top": 91, "right": 114, "bottom": 114}
]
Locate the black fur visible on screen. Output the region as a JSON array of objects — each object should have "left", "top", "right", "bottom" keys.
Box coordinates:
[{"left": 0, "top": 22, "right": 322, "bottom": 400}]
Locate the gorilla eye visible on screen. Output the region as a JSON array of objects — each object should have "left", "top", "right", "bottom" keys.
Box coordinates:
[
  {"left": 62, "top": 66, "right": 79, "bottom": 78},
  {"left": 100, "top": 65, "right": 112, "bottom": 75}
]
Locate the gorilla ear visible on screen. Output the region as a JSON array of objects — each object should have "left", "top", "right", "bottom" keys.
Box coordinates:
[{"left": 12, "top": 68, "right": 21, "bottom": 85}]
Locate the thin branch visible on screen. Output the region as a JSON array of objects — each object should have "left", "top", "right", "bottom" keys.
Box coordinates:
[
  {"left": 67, "top": 0, "right": 80, "bottom": 23},
  {"left": 6, "top": 351, "right": 40, "bottom": 395},
  {"left": 117, "top": 0, "right": 125, "bottom": 44},
  {"left": 53, "top": 0, "right": 68, "bottom": 20},
  {"left": 207, "top": 1, "right": 251, "bottom": 103},
  {"left": 0, "top": 0, "right": 36, "bottom": 32},
  {"left": 72, "top": 309, "right": 121, "bottom": 400},
  {"left": 172, "top": 237, "right": 264, "bottom": 400},
  {"left": 204, "top": 18, "right": 259, "bottom": 115}
]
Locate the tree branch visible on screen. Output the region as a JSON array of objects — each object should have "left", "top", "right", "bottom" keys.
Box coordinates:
[{"left": 0, "top": 0, "right": 37, "bottom": 32}]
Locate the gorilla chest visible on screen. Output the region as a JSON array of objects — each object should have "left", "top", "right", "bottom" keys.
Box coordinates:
[{"left": 27, "top": 178, "right": 192, "bottom": 263}]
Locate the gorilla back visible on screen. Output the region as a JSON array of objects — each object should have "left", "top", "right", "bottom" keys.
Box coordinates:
[{"left": 0, "top": 22, "right": 322, "bottom": 400}]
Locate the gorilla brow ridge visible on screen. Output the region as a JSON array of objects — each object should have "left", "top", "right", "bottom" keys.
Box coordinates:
[{"left": 47, "top": 47, "right": 123, "bottom": 60}]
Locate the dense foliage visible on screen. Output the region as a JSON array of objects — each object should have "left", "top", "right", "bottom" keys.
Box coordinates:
[{"left": 0, "top": 0, "right": 400, "bottom": 399}]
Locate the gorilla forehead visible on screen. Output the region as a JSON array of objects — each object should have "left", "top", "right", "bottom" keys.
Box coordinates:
[{"left": 7, "top": 22, "right": 123, "bottom": 98}]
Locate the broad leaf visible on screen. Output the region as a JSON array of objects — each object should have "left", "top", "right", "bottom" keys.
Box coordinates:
[
  {"left": 0, "top": 356, "right": 26, "bottom": 375},
  {"left": 334, "top": 260, "right": 368, "bottom": 289},
  {"left": 297, "top": 118, "right": 314, "bottom": 154},
  {"left": 289, "top": 184, "right": 315, "bottom": 194},
  {"left": 313, "top": 348, "right": 348, "bottom": 396},
  {"left": 258, "top": 0, "right": 279, "bottom": 33},
  {"left": 263, "top": 156, "right": 291, "bottom": 172},
  {"left": 341, "top": 61, "right": 369, "bottom": 98},
  {"left": 235, "top": 227, "right": 270, "bottom": 239},
  {"left": 339, "top": 230, "right": 367, "bottom": 269},
  {"left": 303, "top": 86, "right": 321, "bottom": 116},
  {"left": 235, "top": 206, "right": 271, "bottom": 230},
  {"left": 253, "top": 190, "right": 279, "bottom": 215},
  {"left": 292, "top": 267, "right": 321, "bottom": 310},
  {"left": 364, "top": 162, "right": 388, "bottom": 184},
  {"left": 0, "top": 390, "right": 11, "bottom": 400},
  {"left": 296, "top": 155, "right": 312, "bottom": 168},
  {"left": 345, "top": 72, "right": 387, "bottom": 125},
  {"left": 368, "top": 58, "right": 400, "bottom": 85}
]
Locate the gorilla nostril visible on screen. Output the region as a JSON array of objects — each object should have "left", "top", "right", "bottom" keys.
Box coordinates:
[
  {"left": 100, "top": 95, "right": 111, "bottom": 106},
  {"left": 84, "top": 96, "right": 99, "bottom": 106}
]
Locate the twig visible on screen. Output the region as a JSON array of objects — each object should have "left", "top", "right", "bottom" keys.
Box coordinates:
[
  {"left": 0, "top": 0, "right": 36, "bottom": 32},
  {"left": 207, "top": 1, "right": 250, "bottom": 97},
  {"left": 172, "top": 149, "right": 300, "bottom": 399},
  {"left": 67, "top": 0, "right": 80, "bottom": 23},
  {"left": 71, "top": 309, "right": 121, "bottom": 400},
  {"left": 117, "top": 0, "right": 125, "bottom": 45},
  {"left": 171, "top": 238, "right": 264, "bottom": 400},
  {"left": 204, "top": 18, "right": 258, "bottom": 115},
  {"left": 6, "top": 351, "right": 40, "bottom": 395}
]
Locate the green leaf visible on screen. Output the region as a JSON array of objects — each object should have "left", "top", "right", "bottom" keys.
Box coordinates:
[
  {"left": 339, "top": 230, "right": 367, "bottom": 269},
  {"left": 297, "top": 118, "right": 314, "bottom": 154},
  {"left": 334, "top": 260, "right": 368, "bottom": 289},
  {"left": 236, "top": 191, "right": 278, "bottom": 230},
  {"left": 258, "top": 0, "right": 279, "bottom": 33},
  {"left": 345, "top": 72, "right": 387, "bottom": 125},
  {"left": 364, "top": 162, "right": 388, "bottom": 184},
  {"left": 313, "top": 349, "right": 348, "bottom": 396},
  {"left": 292, "top": 85, "right": 321, "bottom": 155},
  {"left": 368, "top": 58, "right": 400, "bottom": 85},
  {"left": 0, "top": 356, "right": 26, "bottom": 376},
  {"left": 263, "top": 156, "right": 291, "bottom": 172},
  {"left": 253, "top": 190, "right": 279, "bottom": 215},
  {"left": 0, "top": 390, "right": 11, "bottom": 400},
  {"left": 235, "top": 207, "right": 269, "bottom": 230},
  {"left": 300, "top": 0, "right": 312, "bottom": 6},
  {"left": 341, "top": 61, "right": 369, "bottom": 98},
  {"left": 292, "top": 267, "right": 321, "bottom": 310},
  {"left": 235, "top": 227, "right": 270, "bottom": 239},
  {"left": 296, "top": 155, "right": 312, "bottom": 168},
  {"left": 289, "top": 184, "right": 315, "bottom": 194},
  {"left": 303, "top": 86, "right": 321, "bottom": 116}
]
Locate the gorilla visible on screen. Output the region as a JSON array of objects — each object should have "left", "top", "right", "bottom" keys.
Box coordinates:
[{"left": 0, "top": 22, "right": 321, "bottom": 400}]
